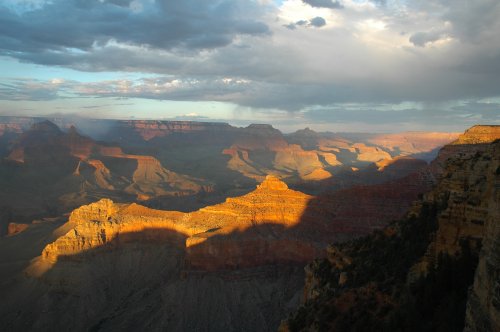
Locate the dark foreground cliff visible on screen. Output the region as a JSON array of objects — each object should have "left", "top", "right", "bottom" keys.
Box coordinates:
[{"left": 282, "top": 127, "right": 500, "bottom": 331}]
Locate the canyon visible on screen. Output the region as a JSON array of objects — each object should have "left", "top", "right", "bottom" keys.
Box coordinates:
[
  {"left": 2, "top": 117, "right": 496, "bottom": 331},
  {"left": 0, "top": 116, "right": 458, "bottom": 222},
  {"left": 282, "top": 125, "right": 500, "bottom": 331}
]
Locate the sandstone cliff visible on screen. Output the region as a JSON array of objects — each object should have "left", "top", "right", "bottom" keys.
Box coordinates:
[
  {"left": 34, "top": 176, "right": 329, "bottom": 274},
  {"left": 282, "top": 125, "right": 500, "bottom": 331},
  {"left": 105, "top": 119, "right": 238, "bottom": 143},
  {"left": 0, "top": 121, "right": 210, "bottom": 218},
  {"left": 464, "top": 140, "right": 500, "bottom": 331},
  {"left": 36, "top": 169, "right": 429, "bottom": 276}
]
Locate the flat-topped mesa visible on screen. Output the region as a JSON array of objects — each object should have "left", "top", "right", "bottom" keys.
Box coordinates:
[
  {"left": 452, "top": 125, "right": 500, "bottom": 145},
  {"left": 112, "top": 120, "right": 236, "bottom": 141},
  {"left": 256, "top": 175, "right": 289, "bottom": 191},
  {"left": 119, "top": 120, "right": 233, "bottom": 131}
]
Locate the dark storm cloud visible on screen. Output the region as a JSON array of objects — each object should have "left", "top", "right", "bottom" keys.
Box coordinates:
[
  {"left": 408, "top": 0, "right": 500, "bottom": 47},
  {"left": 302, "top": 0, "right": 343, "bottom": 9},
  {"left": 440, "top": 0, "right": 500, "bottom": 43},
  {"left": 0, "top": 0, "right": 270, "bottom": 57}
]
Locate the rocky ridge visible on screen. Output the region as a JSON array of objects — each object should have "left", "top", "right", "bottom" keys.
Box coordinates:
[
  {"left": 33, "top": 176, "right": 326, "bottom": 274},
  {"left": 1, "top": 121, "right": 208, "bottom": 214},
  {"left": 282, "top": 125, "right": 500, "bottom": 331}
]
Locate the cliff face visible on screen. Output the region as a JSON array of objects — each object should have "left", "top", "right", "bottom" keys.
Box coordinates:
[
  {"left": 283, "top": 126, "right": 500, "bottom": 332},
  {"left": 37, "top": 171, "right": 429, "bottom": 275},
  {"left": 35, "top": 176, "right": 328, "bottom": 273},
  {"left": 106, "top": 120, "right": 237, "bottom": 142},
  {"left": 0, "top": 121, "right": 210, "bottom": 218},
  {"left": 464, "top": 141, "right": 500, "bottom": 332},
  {"left": 430, "top": 125, "right": 500, "bottom": 176}
]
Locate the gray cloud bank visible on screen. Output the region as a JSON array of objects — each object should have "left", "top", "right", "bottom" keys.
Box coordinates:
[
  {"left": 302, "top": 0, "right": 343, "bottom": 9},
  {"left": 0, "top": 0, "right": 500, "bottom": 129}
]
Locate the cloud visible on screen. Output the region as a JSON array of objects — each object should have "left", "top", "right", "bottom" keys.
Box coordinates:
[
  {"left": 302, "top": 102, "right": 500, "bottom": 130},
  {"left": 409, "top": 30, "right": 448, "bottom": 47},
  {"left": 284, "top": 17, "right": 326, "bottom": 29},
  {"left": 302, "top": 0, "right": 343, "bottom": 9},
  {"left": 0, "top": 78, "right": 71, "bottom": 101},
  {"left": 309, "top": 16, "right": 326, "bottom": 27},
  {"left": 1, "top": 0, "right": 500, "bottom": 132},
  {"left": 0, "top": 0, "right": 270, "bottom": 55}
]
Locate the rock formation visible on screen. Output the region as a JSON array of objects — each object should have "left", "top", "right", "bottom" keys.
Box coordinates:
[
  {"left": 0, "top": 118, "right": 479, "bottom": 332},
  {"left": 365, "top": 131, "right": 461, "bottom": 159},
  {"left": 105, "top": 119, "right": 238, "bottom": 144},
  {"left": 6, "top": 176, "right": 326, "bottom": 332},
  {"left": 464, "top": 139, "right": 500, "bottom": 331},
  {"left": 7, "top": 222, "right": 29, "bottom": 236},
  {"left": 0, "top": 120, "right": 210, "bottom": 218},
  {"left": 282, "top": 125, "right": 500, "bottom": 331},
  {"left": 34, "top": 176, "right": 326, "bottom": 273}
]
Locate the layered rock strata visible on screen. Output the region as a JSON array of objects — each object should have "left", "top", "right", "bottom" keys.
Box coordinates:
[
  {"left": 282, "top": 125, "right": 500, "bottom": 331},
  {"left": 35, "top": 176, "right": 327, "bottom": 274}
]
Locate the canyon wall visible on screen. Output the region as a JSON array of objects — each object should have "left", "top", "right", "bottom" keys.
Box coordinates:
[{"left": 282, "top": 125, "right": 500, "bottom": 331}]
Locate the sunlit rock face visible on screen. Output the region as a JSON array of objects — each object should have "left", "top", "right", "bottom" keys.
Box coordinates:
[
  {"left": 453, "top": 125, "right": 500, "bottom": 145},
  {"left": 39, "top": 172, "right": 422, "bottom": 275},
  {"left": 431, "top": 125, "right": 500, "bottom": 176},
  {"left": 365, "top": 132, "right": 461, "bottom": 159},
  {"left": 222, "top": 125, "right": 332, "bottom": 182},
  {"left": 281, "top": 127, "right": 500, "bottom": 332},
  {"left": 37, "top": 176, "right": 328, "bottom": 272},
  {"left": 410, "top": 132, "right": 500, "bottom": 275}
]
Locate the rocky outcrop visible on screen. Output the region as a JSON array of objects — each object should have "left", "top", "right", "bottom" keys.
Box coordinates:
[
  {"left": 223, "top": 126, "right": 332, "bottom": 182},
  {"left": 454, "top": 125, "right": 500, "bottom": 145},
  {"left": 36, "top": 176, "right": 328, "bottom": 272},
  {"left": 106, "top": 120, "right": 237, "bottom": 142},
  {"left": 464, "top": 141, "right": 500, "bottom": 332},
  {"left": 0, "top": 116, "right": 42, "bottom": 137},
  {"left": 282, "top": 126, "right": 500, "bottom": 331},
  {"left": 430, "top": 125, "right": 500, "bottom": 176},
  {"left": 7, "top": 222, "right": 29, "bottom": 236},
  {"left": 351, "top": 143, "right": 392, "bottom": 163},
  {"left": 1, "top": 121, "right": 210, "bottom": 216}
]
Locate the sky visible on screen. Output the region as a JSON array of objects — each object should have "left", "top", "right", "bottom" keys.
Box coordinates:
[{"left": 0, "top": 0, "right": 499, "bottom": 132}]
